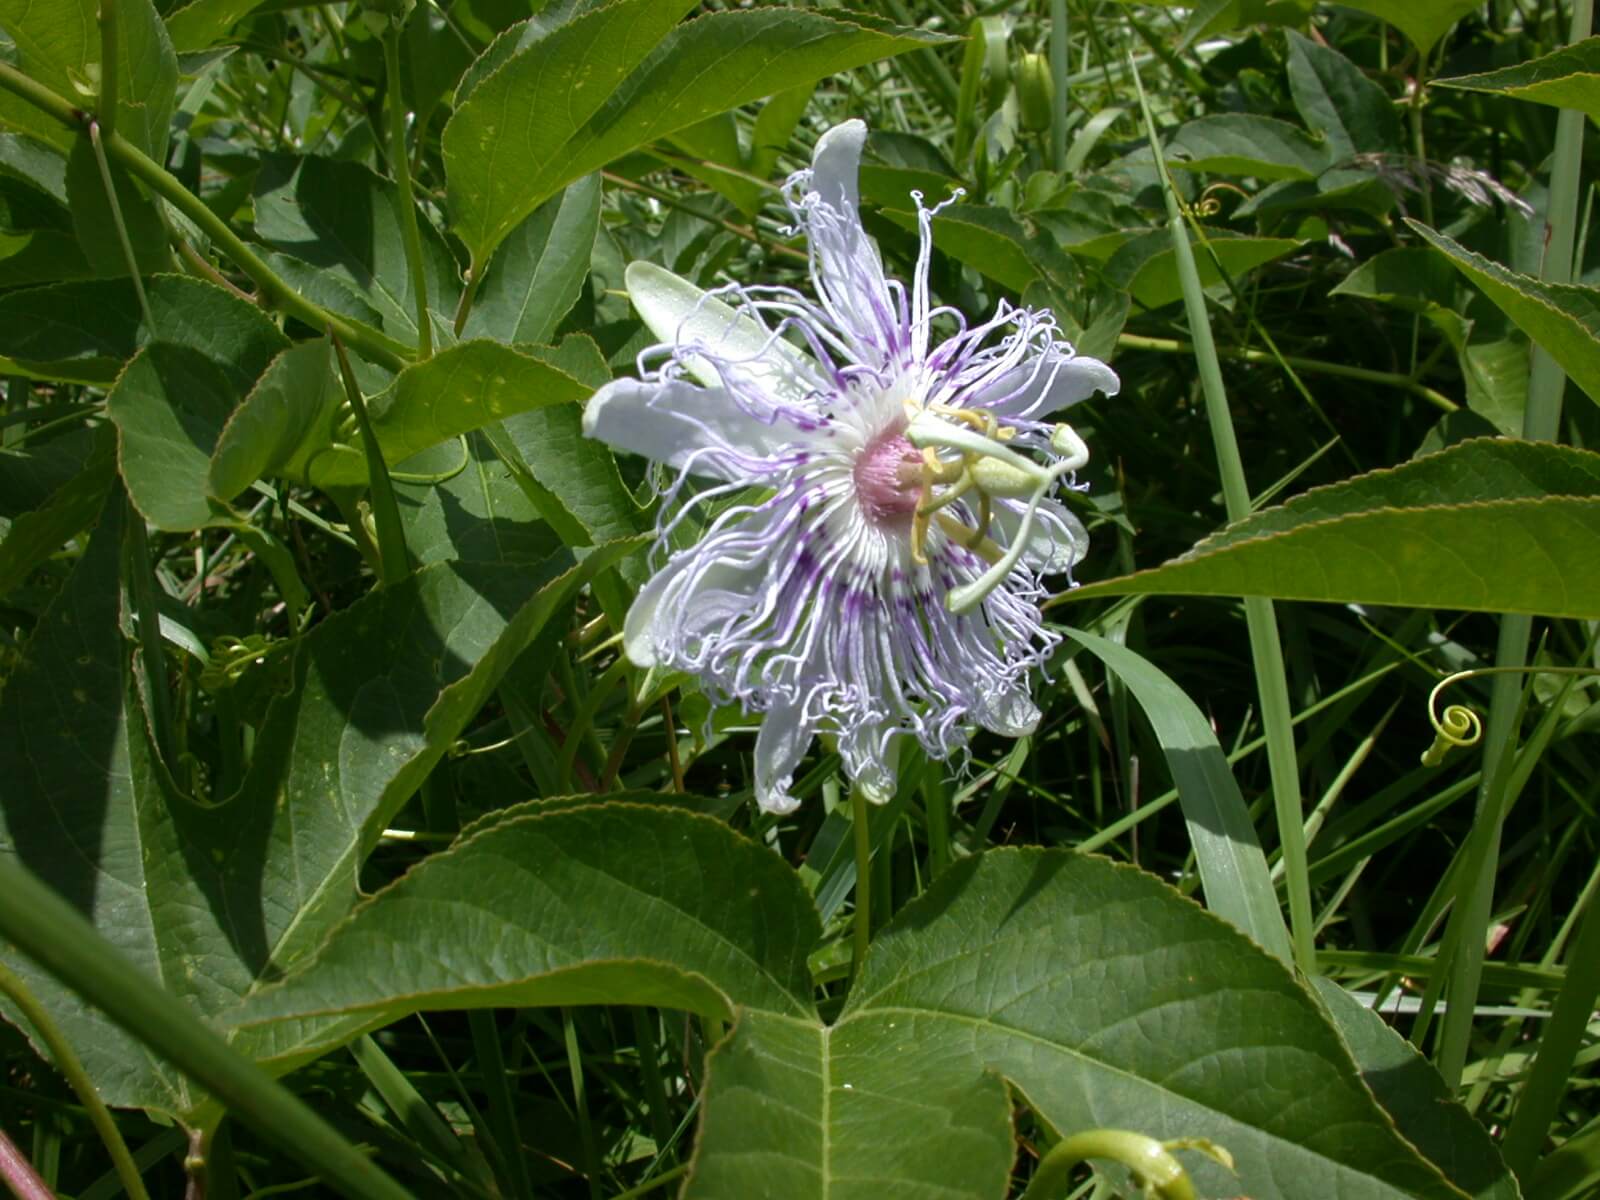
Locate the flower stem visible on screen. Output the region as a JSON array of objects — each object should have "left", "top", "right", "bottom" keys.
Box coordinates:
[
  {"left": 0, "top": 961, "right": 151, "bottom": 1200},
  {"left": 1132, "top": 57, "right": 1310, "bottom": 974},
  {"left": 381, "top": 24, "right": 432, "bottom": 359},
  {"left": 0, "top": 61, "right": 409, "bottom": 373},
  {"left": 850, "top": 783, "right": 873, "bottom": 985}
]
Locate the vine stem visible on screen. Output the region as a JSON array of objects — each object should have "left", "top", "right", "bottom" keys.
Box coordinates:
[
  {"left": 1433, "top": 0, "right": 1592, "bottom": 1092},
  {"left": 1017, "top": 1129, "right": 1227, "bottom": 1200},
  {"left": 1131, "top": 57, "right": 1310, "bottom": 974},
  {"left": 1117, "top": 333, "right": 1458, "bottom": 413},
  {"left": 0, "top": 962, "right": 150, "bottom": 1200},
  {"left": 1409, "top": 45, "right": 1435, "bottom": 227},
  {"left": 0, "top": 1124, "right": 55, "bottom": 1200},
  {"left": 87, "top": 121, "right": 153, "bottom": 327},
  {"left": 0, "top": 60, "right": 409, "bottom": 373},
  {"left": 381, "top": 24, "right": 432, "bottom": 358},
  {"left": 331, "top": 333, "right": 410, "bottom": 584},
  {"left": 850, "top": 784, "right": 873, "bottom": 985}
]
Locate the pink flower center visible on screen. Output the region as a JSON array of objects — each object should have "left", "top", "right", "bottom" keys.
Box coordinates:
[{"left": 853, "top": 428, "right": 923, "bottom": 526}]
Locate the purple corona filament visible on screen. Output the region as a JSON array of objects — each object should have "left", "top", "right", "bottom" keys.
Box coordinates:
[{"left": 583, "top": 120, "right": 1120, "bottom": 814}]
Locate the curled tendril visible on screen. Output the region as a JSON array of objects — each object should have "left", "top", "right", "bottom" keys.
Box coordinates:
[
  {"left": 1422, "top": 665, "right": 1600, "bottom": 767},
  {"left": 1181, "top": 182, "right": 1251, "bottom": 219},
  {"left": 199, "top": 634, "right": 283, "bottom": 693},
  {"left": 1422, "top": 675, "right": 1484, "bottom": 767},
  {"left": 1017, "top": 1128, "right": 1234, "bottom": 1200}
]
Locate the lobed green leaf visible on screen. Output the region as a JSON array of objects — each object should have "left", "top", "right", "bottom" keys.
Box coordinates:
[
  {"left": 1410, "top": 219, "right": 1600, "bottom": 409},
  {"left": 0, "top": 0, "right": 175, "bottom": 158},
  {"left": 444, "top": 3, "right": 946, "bottom": 270},
  {"left": 1314, "top": 980, "right": 1518, "bottom": 1200},
  {"left": 0, "top": 524, "right": 637, "bottom": 1113},
  {"left": 253, "top": 154, "right": 461, "bottom": 350},
  {"left": 1169, "top": 112, "right": 1332, "bottom": 181},
  {"left": 1433, "top": 36, "right": 1600, "bottom": 122},
  {"left": 237, "top": 802, "right": 823, "bottom": 1056},
  {"left": 461, "top": 173, "right": 602, "bottom": 346},
  {"left": 1063, "top": 439, "right": 1600, "bottom": 618},
  {"left": 1285, "top": 29, "right": 1401, "bottom": 158},
  {"left": 1335, "top": 0, "right": 1483, "bottom": 57}
]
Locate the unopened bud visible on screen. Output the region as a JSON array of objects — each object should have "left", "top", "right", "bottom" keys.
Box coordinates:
[{"left": 1016, "top": 53, "right": 1055, "bottom": 134}]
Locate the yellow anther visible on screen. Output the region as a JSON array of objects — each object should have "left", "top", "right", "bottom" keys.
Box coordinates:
[{"left": 901, "top": 409, "right": 1087, "bottom": 595}]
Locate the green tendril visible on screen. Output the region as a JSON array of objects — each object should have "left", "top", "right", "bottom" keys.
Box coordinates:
[
  {"left": 1423, "top": 665, "right": 1599, "bottom": 767},
  {"left": 200, "top": 634, "right": 289, "bottom": 693},
  {"left": 1018, "top": 1128, "right": 1234, "bottom": 1200},
  {"left": 390, "top": 435, "right": 472, "bottom": 484}
]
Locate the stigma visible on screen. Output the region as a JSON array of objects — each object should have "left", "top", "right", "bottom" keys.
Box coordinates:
[{"left": 852, "top": 426, "right": 924, "bottom": 525}]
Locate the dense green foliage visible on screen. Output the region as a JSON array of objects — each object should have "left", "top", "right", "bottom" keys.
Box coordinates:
[{"left": 0, "top": 1, "right": 1597, "bottom": 1197}]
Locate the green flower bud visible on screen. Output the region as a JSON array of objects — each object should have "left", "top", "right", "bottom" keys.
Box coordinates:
[{"left": 1015, "top": 52, "right": 1054, "bottom": 134}]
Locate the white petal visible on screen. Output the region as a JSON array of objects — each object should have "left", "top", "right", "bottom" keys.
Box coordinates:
[
  {"left": 838, "top": 724, "right": 899, "bottom": 804},
  {"left": 810, "top": 119, "right": 868, "bottom": 214},
  {"left": 973, "top": 682, "right": 1041, "bottom": 738},
  {"left": 754, "top": 700, "right": 812, "bottom": 814},
  {"left": 620, "top": 502, "right": 789, "bottom": 669},
  {"left": 801, "top": 123, "right": 900, "bottom": 366},
  {"left": 990, "top": 496, "right": 1088, "bottom": 576},
  {"left": 971, "top": 352, "right": 1120, "bottom": 420},
  {"left": 625, "top": 261, "right": 815, "bottom": 406},
  {"left": 620, "top": 563, "right": 675, "bottom": 669},
  {"left": 583, "top": 378, "right": 805, "bottom": 481}
]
